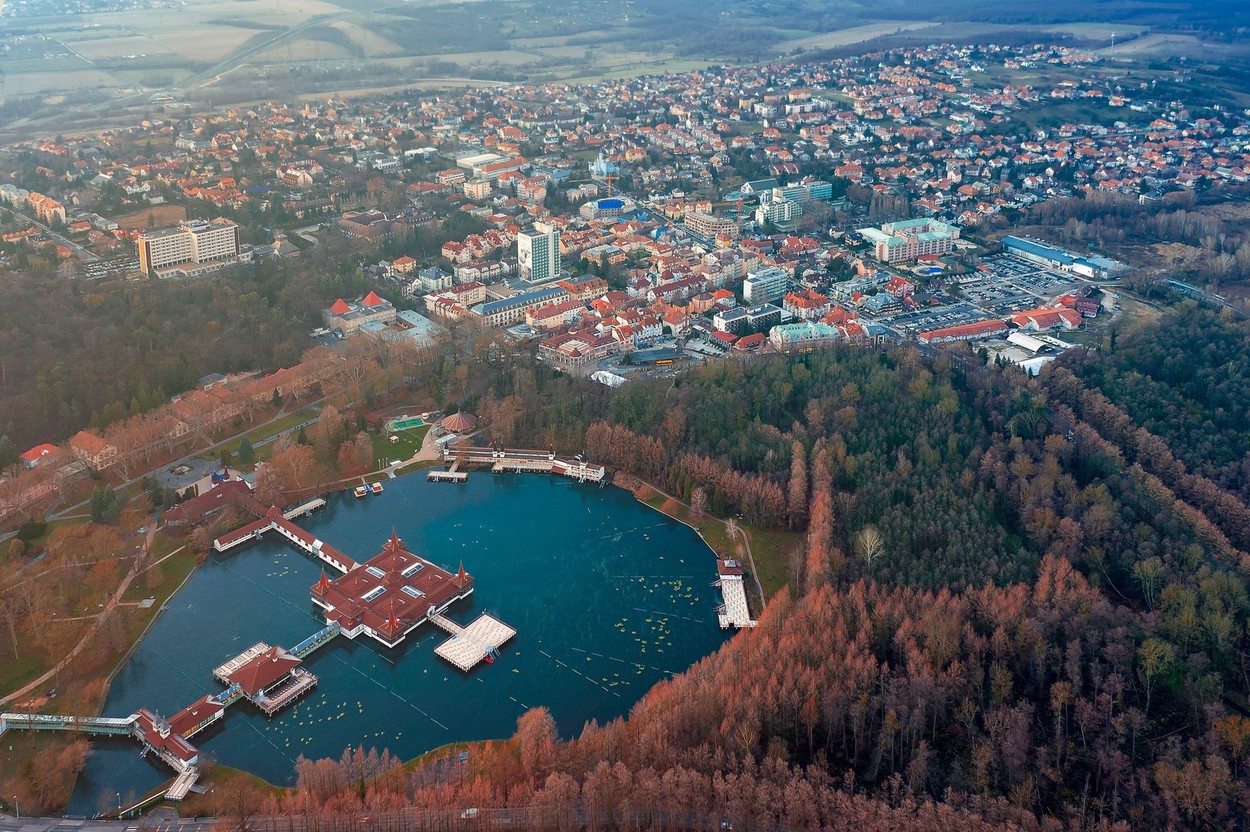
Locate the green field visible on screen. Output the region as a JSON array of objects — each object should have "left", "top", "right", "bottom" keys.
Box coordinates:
[{"left": 373, "top": 424, "right": 430, "bottom": 468}]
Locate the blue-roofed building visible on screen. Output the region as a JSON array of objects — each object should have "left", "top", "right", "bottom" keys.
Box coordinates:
[
  {"left": 1002, "top": 236, "right": 1126, "bottom": 278},
  {"left": 359, "top": 309, "right": 444, "bottom": 350},
  {"left": 471, "top": 287, "right": 565, "bottom": 327}
]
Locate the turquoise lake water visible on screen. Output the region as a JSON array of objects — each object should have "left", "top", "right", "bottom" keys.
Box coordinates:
[{"left": 68, "top": 473, "right": 728, "bottom": 814}]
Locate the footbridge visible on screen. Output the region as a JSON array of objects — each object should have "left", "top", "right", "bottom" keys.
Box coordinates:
[{"left": 0, "top": 712, "right": 138, "bottom": 736}]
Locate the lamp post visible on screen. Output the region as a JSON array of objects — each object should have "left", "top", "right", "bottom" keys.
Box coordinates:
[{"left": 117, "top": 792, "right": 122, "bottom": 818}]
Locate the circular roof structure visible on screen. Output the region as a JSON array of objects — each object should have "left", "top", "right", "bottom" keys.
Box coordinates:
[{"left": 440, "top": 412, "right": 478, "bottom": 433}]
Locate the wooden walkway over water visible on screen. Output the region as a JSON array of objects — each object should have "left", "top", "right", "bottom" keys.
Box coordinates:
[
  {"left": 441, "top": 447, "right": 606, "bottom": 483},
  {"left": 428, "top": 459, "right": 468, "bottom": 482}
]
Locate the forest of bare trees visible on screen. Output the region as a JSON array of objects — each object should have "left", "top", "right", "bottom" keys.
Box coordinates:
[{"left": 240, "top": 332, "right": 1250, "bottom": 830}]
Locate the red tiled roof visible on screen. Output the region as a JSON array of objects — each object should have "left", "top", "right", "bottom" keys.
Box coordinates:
[
  {"left": 167, "top": 695, "right": 225, "bottom": 737},
  {"left": 362, "top": 290, "right": 386, "bottom": 307},
  {"left": 918, "top": 319, "right": 1007, "bottom": 341},
  {"left": 330, "top": 298, "right": 351, "bottom": 314},
  {"left": 227, "top": 647, "right": 302, "bottom": 696},
  {"left": 68, "top": 430, "right": 112, "bottom": 456},
  {"left": 20, "top": 443, "right": 58, "bottom": 463}
]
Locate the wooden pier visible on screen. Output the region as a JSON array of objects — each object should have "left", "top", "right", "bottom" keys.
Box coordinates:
[
  {"left": 431, "top": 612, "right": 517, "bottom": 672},
  {"left": 284, "top": 497, "right": 326, "bottom": 519},
  {"left": 428, "top": 460, "right": 468, "bottom": 483},
  {"left": 442, "top": 447, "right": 605, "bottom": 483}
]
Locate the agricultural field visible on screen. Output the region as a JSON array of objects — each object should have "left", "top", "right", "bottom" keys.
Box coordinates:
[{"left": 0, "top": 0, "right": 1237, "bottom": 133}]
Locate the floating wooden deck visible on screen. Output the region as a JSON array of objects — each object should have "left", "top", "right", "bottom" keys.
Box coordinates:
[
  {"left": 714, "top": 558, "right": 757, "bottom": 630},
  {"left": 213, "top": 642, "right": 271, "bottom": 684},
  {"left": 431, "top": 613, "right": 517, "bottom": 672}
]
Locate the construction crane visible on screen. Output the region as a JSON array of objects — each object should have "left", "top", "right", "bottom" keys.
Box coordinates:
[{"left": 604, "top": 174, "right": 618, "bottom": 198}]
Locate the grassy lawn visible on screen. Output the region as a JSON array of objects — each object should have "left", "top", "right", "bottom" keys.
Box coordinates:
[
  {"left": 210, "top": 407, "right": 318, "bottom": 460},
  {"left": 0, "top": 654, "right": 47, "bottom": 699},
  {"left": 17, "top": 516, "right": 86, "bottom": 552},
  {"left": 373, "top": 424, "right": 430, "bottom": 467},
  {"left": 394, "top": 458, "right": 442, "bottom": 477},
  {"left": 743, "top": 526, "right": 801, "bottom": 599},
  {"left": 175, "top": 765, "right": 283, "bottom": 817},
  {"left": 635, "top": 483, "right": 799, "bottom": 601}
]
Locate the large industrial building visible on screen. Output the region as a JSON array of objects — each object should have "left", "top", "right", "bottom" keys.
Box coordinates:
[
  {"left": 1001, "top": 236, "right": 1126, "bottom": 279},
  {"left": 517, "top": 224, "right": 562, "bottom": 283},
  {"left": 138, "top": 219, "right": 241, "bottom": 277},
  {"left": 858, "top": 218, "right": 959, "bottom": 264}
]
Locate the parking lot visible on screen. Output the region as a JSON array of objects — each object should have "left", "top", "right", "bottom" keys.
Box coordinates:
[
  {"left": 960, "top": 255, "right": 1085, "bottom": 316},
  {"left": 884, "top": 301, "right": 987, "bottom": 334},
  {"left": 878, "top": 255, "right": 1088, "bottom": 334}
]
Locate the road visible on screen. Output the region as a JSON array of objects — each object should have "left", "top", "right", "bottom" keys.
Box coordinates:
[
  {"left": 0, "top": 805, "right": 762, "bottom": 832},
  {"left": 4, "top": 206, "right": 100, "bottom": 263}
]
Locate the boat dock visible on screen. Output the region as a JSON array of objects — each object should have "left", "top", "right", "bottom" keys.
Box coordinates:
[
  {"left": 431, "top": 612, "right": 517, "bottom": 672},
  {"left": 428, "top": 459, "right": 468, "bottom": 483}
]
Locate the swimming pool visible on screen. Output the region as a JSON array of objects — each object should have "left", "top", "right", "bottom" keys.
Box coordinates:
[{"left": 389, "top": 416, "right": 425, "bottom": 431}]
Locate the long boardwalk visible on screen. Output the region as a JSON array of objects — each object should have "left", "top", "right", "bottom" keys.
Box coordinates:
[
  {"left": 443, "top": 446, "right": 606, "bottom": 483},
  {"left": 0, "top": 713, "right": 137, "bottom": 736},
  {"left": 213, "top": 506, "right": 355, "bottom": 573}
]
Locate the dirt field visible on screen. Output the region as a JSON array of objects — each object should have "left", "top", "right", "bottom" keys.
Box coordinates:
[
  {"left": 64, "top": 35, "right": 178, "bottom": 61},
  {"left": 782, "top": 21, "right": 940, "bottom": 51},
  {"left": 113, "top": 204, "right": 187, "bottom": 231},
  {"left": 330, "top": 21, "right": 404, "bottom": 57},
  {"left": 252, "top": 38, "right": 353, "bottom": 62}
]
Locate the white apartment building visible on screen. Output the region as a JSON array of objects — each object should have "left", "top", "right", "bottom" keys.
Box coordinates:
[{"left": 138, "top": 219, "right": 241, "bottom": 276}]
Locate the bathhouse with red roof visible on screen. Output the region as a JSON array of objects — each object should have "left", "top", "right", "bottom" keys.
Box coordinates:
[
  {"left": 322, "top": 291, "right": 397, "bottom": 335},
  {"left": 311, "top": 530, "right": 474, "bottom": 648}
]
